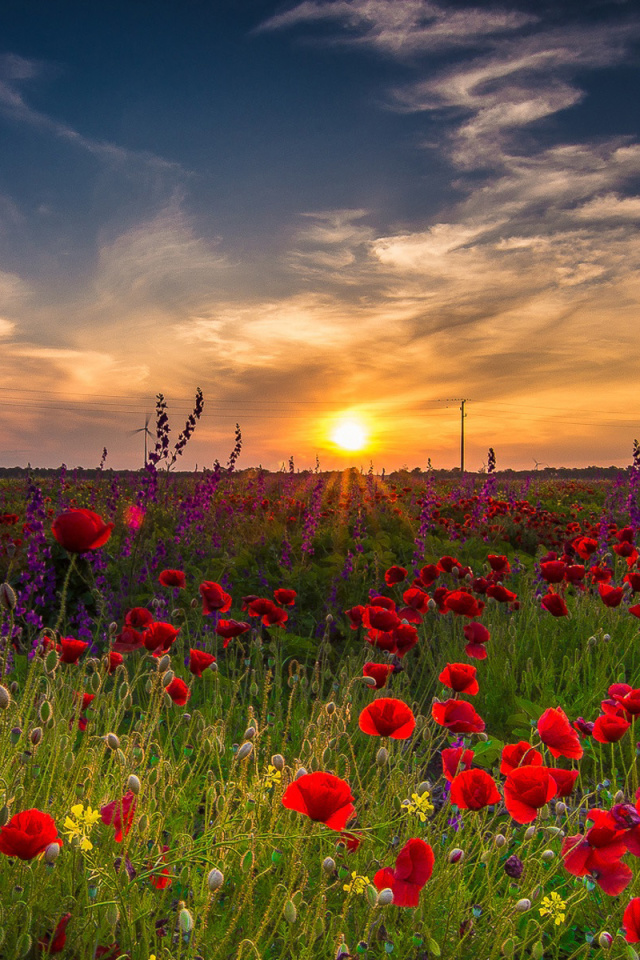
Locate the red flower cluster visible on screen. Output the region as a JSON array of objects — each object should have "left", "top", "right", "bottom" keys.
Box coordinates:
[
  {"left": 0, "top": 809, "right": 60, "bottom": 860},
  {"left": 101, "top": 792, "right": 137, "bottom": 843},
  {"left": 281, "top": 772, "right": 355, "bottom": 832},
  {"left": 359, "top": 699, "right": 415, "bottom": 739},
  {"left": 52, "top": 509, "right": 113, "bottom": 553},
  {"left": 373, "top": 838, "right": 434, "bottom": 907}
]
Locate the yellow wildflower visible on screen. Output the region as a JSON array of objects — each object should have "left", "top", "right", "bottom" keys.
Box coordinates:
[
  {"left": 263, "top": 764, "right": 282, "bottom": 788},
  {"left": 343, "top": 871, "right": 370, "bottom": 895},
  {"left": 63, "top": 803, "right": 101, "bottom": 852},
  {"left": 539, "top": 892, "right": 566, "bottom": 926},
  {"left": 402, "top": 791, "right": 434, "bottom": 822}
]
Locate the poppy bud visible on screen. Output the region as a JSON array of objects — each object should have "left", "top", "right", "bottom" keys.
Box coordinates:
[
  {"left": 236, "top": 742, "right": 253, "bottom": 761},
  {"left": 325, "top": 701, "right": 336, "bottom": 715},
  {"left": 294, "top": 767, "right": 308, "bottom": 780},
  {"left": 376, "top": 747, "right": 389, "bottom": 766},
  {"left": 209, "top": 661, "right": 218, "bottom": 673},
  {"left": 448, "top": 848, "right": 464, "bottom": 863},
  {"left": 587, "top": 635, "right": 597, "bottom": 647},
  {"left": 0, "top": 582, "right": 16, "bottom": 610},
  {"left": 541, "top": 849, "right": 555, "bottom": 861},
  {"left": 249, "top": 682, "right": 259, "bottom": 696},
  {"left": 44, "top": 842, "right": 60, "bottom": 864},
  {"left": 106, "top": 904, "right": 119, "bottom": 927},
  {"left": 5, "top": 543, "right": 15, "bottom": 558},
  {"left": 531, "top": 943, "right": 544, "bottom": 960},
  {"left": 322, "top": 856, "right": 336, "bottom": 874},
  {"left": 543, "top": 826, "right": 564, "bottom": 839},
  {"left": 598, "top": 932, "right": 613, "bottom": 949},
  {"left": 603, "top": 633, "right": 611, "bottom": 642},
  {"left": 501, "top": 939, "right": 515, "bottom": 957},
  {"left": 0, "top": 685, "right": 10, "bottom": 710},
  {"left": 0, "top": 805, "right": 8, "bottom": 826},
  {"left": 190, "top": 598, "right": 198, "bottom": 609},
  {"left": 417, "top": 780, "right": 432, "bottom": 795},
  {"left": 243, "top": 726, "right": 256, "bottom": 740},
  {"left": 614, "top": 790, "right": 625, "bottom": 803},
  {"left": 127, "top": 774, "right": 141, "bottom": 795},
  {"left": 427, "top": 598, "right": 437, "bottom": 611},
  {"left": 515, "top": 899, "right": 531, "bottom": 912},
  {"left": 10, "top": 725, "right": 21, "bottom": 743},
  {"left": 555, "top": 801, "right": 567, "bottom": 815},
  {"left": 271, "top": 754, "right": 285, "bottom": 771},
  {"left": 30, "top": 727, "right": 42, "bottom": 746},
  {"left": 157, "top": 655, "right": 171, "bottom": 672},
  {"left": 362, "top": 676, "right": 377, "bottom": 688},
  {"left": 504, "top": 855, "right": 524, "bottom": 879},
  {"left": 207, "top": 868, "right": 224, "bottom": 891},
  {"left": 283, "top": 901, "right": 297, "bottom": 924},
  {"left": 162, "top": 670, "right": 175, "bottom": 687},
  {"left": 179, "top": 906, "right": 194, "bottom": 934},
  {"left": 524, "top": 826, "right": 537, "bottom": 841},
  {"left": 494, "top": 834, "right": 507, "bottom": 847},
  {"left": 106, "top": 733, "right": 120, "bottom": 749},
  {"left": 108, "top": 621, "right": 118, "bottom": 635}
]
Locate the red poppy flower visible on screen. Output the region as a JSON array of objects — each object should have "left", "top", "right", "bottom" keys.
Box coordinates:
[
  {"left": 402, "top": 587, "right": 430, "bottom": 614},
  {"left": 125, "top": 607, "right": 153, "bottom": 630},
  {"left": 561, "top": 809, "right": 633, "bottom": 895},
  {"left": 392, "top": 622, "right": 419, "bottom": 658},
  {"left": 471, "top": 576, "right": 490, "bottom": 595},
  {"left": 165, "top": 677, "right": 190, "bottom": 706},
  {"left": 363, "top": 662, "right": 394, "bottom": 689},
  {"left": 441, "top": 746, "right": 474, "bottom": 782},
  {"left": 419, "top": 564, "right": 439, "bottom": 587},
  {"left": 384, "top": 565, "right": 407, "bottom": 586},
  {"left": 541, "top": 592, "right": 569, "bottom": 617},
  {"left": 613, "top": 688, "right": 640, "bottom": 716},
  {"left": 58, "top": 637, "right": 89, "bottom": 664},
  {"left": 38, "top": 913, "right": 71, "bottom": 954},
  {"left": 503, "top": 766, "right": 558, "bottom": 823},
  {"left": 247, "top": 597, "right": 277, "bottom": 617},
  {"left": 598, "top": 583, "right": 624, "bottom": 608},
  {"left": 546, "top": 768, "right": 579, "bottom": 797},
  {"left": 0, "top": 809, "right": 61, "bottom": 860},
  {"left": 574, "top": 536, "right": 598, "bottom": 559},
  {"left": 487, "top": 554, "right": 510, "bottom": 574},
  {"left": 500, "top": 741, "right": 543, "bottom": 776},
  {"left": 564, "top": 564, "right": 585, "bottom": 586},
  {"left": 538, "top": 707, "right": 583, "bottom": 759},
  {"left": 539, "top": 561, "right": 566, "bottom": 584},
  {"left": 359, "top": 698, "right": 416, "bottom": 739},
  {"left": 281, "top": 771, "right": 355, "bottom": 831},
  {"left": 629, "top": 604, "right": 640, "bottom": 619},
  {"left": 592, "top": 713, "right": 630, "bottom": 743},
  {"left": 101, "top": 792, "right": 137, "bottom": 843},
  {"left": 486, "top": 583, "right": 518, "bottom": 604},
  {"left": 442, "top": 591, "right": 485, "bottom": 618},
  {"left": 345, "top": 605, "right": 366, "bottom": 629},
  {"left": 52, "top": 509, "right": 113, "bottom": 553},
  {"left": 366, "top": 629, "right": 397, "bottom": 654},
  {"left": 369, "top": 596, "right": 396, "bottom": 610},
  {"left": 450, "top": 768, "right": 501, "bottom": 811},
  {"left": 142, "top": 622, "right": 180, "bottom": 654},
  {"left": 396, "top": 605, "right": 422, "bottom": 624},
  {"left": 107, "top": 650, "right": 123, "bottom": 673},
  {"left": 189, "top": 649, "right": 216, "bottom": 676},
  {"left": 112, "top": 626, "right": 144, "bottom": 653},
  {"left": 373, "top": 838, "right": 434, "bottom": 908},
  {"left": 199, "top": 581, "right": 232, "bottom": 615},
  {"left": 623, "top": 898, "right": 640, "bottom": 943},
  {"left": 432, "top": 699, "right": 485, "bottom": 734},
  {"left": 274, "top": 588, "right": 297, "bottom": 605},
  {"left": 363, "top": 605, "right": 401, "bottom": 632},
  {"left": 624, "top": 572, "right": 640, "bottom": 593},
  {"left": 263, "top": 606, "right": 288, "bottom": 627},
  {"left": 158, "top": 569, "right": 186, "bottom": 589},
  {"left": 590, "top": 564, "right": 613, "bottom": 584},
  {"left": 437, "top": 556, "right": 461, "bottom": 574},
  {"left": 463, "top": 621, "right": 490, "bottom": 659},
  {"left": 150, "top": 845, "right": 172, "bottom": 890},
  {"left": 438, "top": 663, "right": 479, "bottom": 696},
  {"left": 215, "top": 619, "right": 251, "bottom": 646}
]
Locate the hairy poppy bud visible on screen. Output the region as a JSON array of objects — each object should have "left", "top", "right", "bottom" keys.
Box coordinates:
[
  {"left": 44, "top": 842, "right": 61, "bottom": 864},
  {"left": 494, "top": 833, "right": 507, "bottom": 847},
  {"left": 108, "top": 621, "right": 118, "bottom": 635},
  {"left": 10, "top": 725, "right": 21, "bottom": 744},
  {"left": 106, "top": 733, "right": 120, "bottom": 750},
  {"left": 10, "top": 681, "right": 18, "bottom": 695},
  {"left": 179, "top": 907, "right": 193, "bottom": 934},
  {"left": 501, "top": 939, "right": 515, "bottom": 957},
  {"left": 555, "top": 801, "right": 567, "bottom": 815},
  {"left": 377, "top": 888, "right": 394, "bottom": 906},
  {"left": 207, "top": 868, "right": 224, "bottom": 891},
  {"left": 271, "top": 754, "right": 285, "bottom": 771},
  {"left": 283, "top": 901, "right": 297, "bottom": 924},
  {"left": 0, "top": 805, "right": 8, "bottom": 826},
  {"left": 504, "top": 855, "right": 523, "bottom": 879},
  {"left": 30, "top": 727, "right": 43, "bottom": 746},
  {"left": 0, "top": 686, "right": 10, "bottom": 710},
  {"left": 294, "top": 767, "right": 308, "bottom": 780},
  {"left": 613, "top": 790, "right": 625, "bottom": 803},
  {"left": 524, "top": 826, "right": 536, "bottom": 841},
  {"left": 448, "top": 848, "right": 464, "bottom": 864},
  {"left": 515, "top": 899, "right": 531, "bottom": 913},
  {"left": 157, "top": 655, "right": 171, "bottom": 672},
  {"left": 362, "top": 676, "right": 377, "bottom": 688},
  {"left": 376, "top": 747, "right": 389, "bottom": 766},
  {"left": 127, "top": 774, "right": 141, "bottom": 795},
  {"left": 0, "top": 582, "right": 16, "bottom": 611},
  {"left": 243, "top": 726, "right": 256, "bottom": 740},
  {"left": 417, "top": 781, "right": 432, "bottom": 796},
  {"left": 161, "top": 670, "right": 175, "bottom": 687},
  {"left": 325, "top": 701, "right": 336, "bottom": 715},
  {"left": 322, "top": 856, "right": 336, "bottom": 874},
  {"left": 106, "top": 903, "right": 119, "bottom": 927},
  {"left": 236, "top": 742, "right": 253, "bottom": 761},
  {"left": 541, "top": 849, "right": 555, "bottom": 861},
  {"left": 598, "top": 932, "right": 613, "bottom": 949}
]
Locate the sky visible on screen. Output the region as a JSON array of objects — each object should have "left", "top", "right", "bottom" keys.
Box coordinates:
[{"left": 0, "top": 0, "right": 639, "bottom": 472}]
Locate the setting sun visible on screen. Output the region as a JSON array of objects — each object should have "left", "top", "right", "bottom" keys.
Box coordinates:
[{"left": 331, "top": 419, "right": 367, "bottom": 451}]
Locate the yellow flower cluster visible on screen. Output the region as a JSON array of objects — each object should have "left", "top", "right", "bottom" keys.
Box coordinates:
[
  {"left": 263, "top": 764, "right": 283, "bottom": 789},
  {"left": 402, "top": 791, "right": 434, "bottom": 822},
  {"left": 539, "top": 892, "right": 566, "bottom": 926},
  {"left": 343, "top": 871, "right": 370, "bottom": 896},
  {"left": 63, "top": 803, "right": 101, "bottom": 852}
]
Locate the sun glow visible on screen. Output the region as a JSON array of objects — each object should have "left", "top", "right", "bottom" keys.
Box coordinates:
[{"left": 331, "top": 418, "right": 367, "bottom": 451}]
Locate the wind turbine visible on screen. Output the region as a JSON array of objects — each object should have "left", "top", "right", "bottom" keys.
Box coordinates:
[
  {"left": 533, "top": 458, "right": 549, "bottom": 471},
  {"left": 129, "top": 415, "right": 153, "bottom": 466}
]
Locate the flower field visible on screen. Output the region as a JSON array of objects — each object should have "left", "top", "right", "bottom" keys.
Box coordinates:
[{"left": 1, "top": 463, "right": 640, "bottom": 959}]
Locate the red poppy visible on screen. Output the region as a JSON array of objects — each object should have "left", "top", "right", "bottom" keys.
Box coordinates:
[
  {"left": 150, "top": 845, "right": 172, "bottom": 890},
  {"left": 592, "top": 713, "right": 630, "bottom": 743},
  {"left": 486, "top": 583, "right": 518, "bottom": 604},
  {"left": 419, "top": 564, "right": 439, "bottom": 587},
  {"left": 438, "top": 663, "right": 479, "bottom": 696},
  {"left": 487, "top": 554, "right": 510, "bottom": 575},
  {"left": 503, "top": 766, "right": 558, "bottom": 823},
  {"left": 369, "top": 596, "right": 396, "bottom": 610},
  {"left": 363, "top": 605, "right": 401, "bottom": 632},
  {"left": 165, "top": 677, "right": 190, "bottom": 706},
  {"left": 624, "top": 572, "right": 640, "bottom": 593},
  {"left": 564, "top": 564, "right": 585, "bottom": 585},
  {"left": 541, "top": 592, "right": 569, "bottom": 617},
  {"left": 125, "top": 607, "right": 153, "bottom": 630},
  {"left": 432, "top": 699, "right": 485, "bottom": 734},
  {"left": 158, "top": 569, "right": 186, "bottom": 589},
  {"left": 629, "top": 604, "right": 640, "bottom": 619},
  {"left": 101, "top": 792, "right": 136, "bottom": 843},
  {"left": 402, "top": 587, "right": 430, "bottom": 614},
  {"left": 500, "top": 741, "right": 543, "bottom": 776},
  {"left": 598, "top": 583, "right": 624, "bottom": 608},
  {"left": 112, "top": 626, "right": 144, "bottom": 653},
  {"left": 463, "top": 621, "right": 490, "bottom": 659},
  {"left": 262, "top": 606, "right": 288, "bottom": 628},
  {"left": 362, "top": 662, "right": 394, "bottom": 689},
  {"left": 546, "top": 768, "right": 579, "bottom": 797},
  {"left": 58, "top": 637, "right": 89, "bottom": 664},
  {"left": 373, "top": 838, "right": 434, "bottom": 908},
  {"left": 38, "top": 913, "right": 71, "bottom": 954},
  {"left": 215, "top": 619, "right": 251, "bottom": 646},
  {"left": 189, "top": 649, "right": 216, "bottom": 676},
  {"left": 52, "top": 509, "right": 113, "bottom": 553},
  {"left": 76, "top": 692, "right": 95, "bottom": 732},
  {"left": 539, "top": 561, "right": 566, "bottom": 584},
  {"left": 142, "top": 622, "right": 179, "bottom": 654},
  {"left": 437, "top": 556, "right": 461, "bottom": 574},
  {"left": 107, "top": 650, "right": 123, "bottom": 673},
  {"left": 281, "top": 771, "right": 355, "bottom": 832},
  {"left": 613, "top": 688, "right": 640, "bottom": 716},
  {"left": 590, "top": 564, "right": 613, "bottom": 584},
  {"left": 396, "top": 605, "right": 422, "bottom": 624},
  {"left": 441, "top": 746, "right": 474, "bottom": 782},
  {"left": 345, "top": 605, "right": 366, "bottom": 629},
  {"left": 537, "top": 707, "right": 583, "bottom": 759},
  {"left": 392, "top": 623, "right": 419, "bottom": 658},
  {"left": 561, "top": 809, "right": 633, "bottom": 895},
  {"left": 199, "top": 581, "right": 232, "bottom": 615},
  {"left": 0, "top": 809, "right": 61, "bottom": 860},
  {"left": 442, "top": 591, "right": 485, "bottom": 618},
  {"left": 274, "top": 588, "right": 297, "bottom": 605},
  {"left": 574, "top": 536, "right": 598, "bottom": 559},
  {"left": 384, "top": 565, "right": 407, "bottom": 586},
  {"left": 365, "top": 629, "right": 397, "bottom": 654},
  {"left": 450, "top": 768, "right": 501, "bottom": 811},
  {"left": 359, "top": 698, "right": 415, "bottom": 739},
  {"left": 623, "top": 898, "right": 640, "bottom": 943}
]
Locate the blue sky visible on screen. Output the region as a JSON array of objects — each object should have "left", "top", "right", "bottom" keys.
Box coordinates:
[{"left": 0, "top": 0, "right": 639, "bottom": 470}]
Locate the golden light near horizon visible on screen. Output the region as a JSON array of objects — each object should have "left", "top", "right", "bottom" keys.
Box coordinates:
[{"left": 331, "top": 417, "right": 368, "bottom": 451}]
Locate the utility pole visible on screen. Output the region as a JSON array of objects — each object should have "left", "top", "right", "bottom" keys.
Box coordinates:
[{"left": 443, "top": 399, "right": 469, "bottom": 472}]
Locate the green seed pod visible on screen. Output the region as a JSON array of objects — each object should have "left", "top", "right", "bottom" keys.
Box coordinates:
[
  {"left": 377, "top": 888, "right": 394, "bottom": 906},
  {"left": 236, "top": 742, "right": 253, "bottom": 761},
  {"left": 162, "top": 670, "right": 175, "bottom": 688},
  {"left": 44, "top": 650, "right": 59, "bottom": 675},
  {"left": 0, "top": 687, "right": 10, "bottom": 710},
  {"left": 106, "top": 733, "right": 120, "bottom": 750},
  {"left": 283, "top": 901, "right": 297, "bottom": 924},
  {"left": 179, "top": 907, "right": 194, "bottom": 933},
  {"left": 30, "top": 727, "right": 43, "bottom": 746},
  {"left": 0, "top": 582, "right": 16, "bottom": 611},
  {"left": 271, "top": 754, "right": 285, "bottom": 771},
  {"left": 39, "top": 701, "right": 52, "bottom": 723},
  {"left": 0, "top": 806, "right": 9, "bottom": 826},
  {"left": 127, "top": 774, "right": 141, "bottom": 795},
  {"left": 515, "top": 899, "right": 531, "bottom": 912},
  {"left": 44, "top": 842, "right": 60, "bottom": 864},
  {"left": 207, "top": 868, "right": 224, "bottom": 892},
  {"left": 376, "top": 747, "right": 389, "bottom": 766}
]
